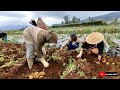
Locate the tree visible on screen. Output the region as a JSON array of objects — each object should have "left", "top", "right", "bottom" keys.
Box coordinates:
[
  {"left": 114, "top": 18, "right": 118, "bottom": 25},
  {"left": 61, "top": 21, "right": 64, "bottom": 25},
  {"left": 78, "top": 19, "right": 80, "bottom": 23},
  {"left": 90, "top": 19, "right": 95, "bottom": 22},
  {"left": 89, "top": 16, "right": 91, "bottom": 21},
  {"left": 63, "top": 15, "right": 70, "bottom": 24},
  {"left": 117, "top": 18, "right": 120, "bottom": 23},
  {"left": 71, "top": 16, "right": 76, "bottom": 23},
  {"left": 71, "top": 16, "right": 80, "bottom": 23}
]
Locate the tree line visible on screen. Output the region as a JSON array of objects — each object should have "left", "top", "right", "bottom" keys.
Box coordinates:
[
  {"left": 52, "top": 15, "right": 107, "bottom": 28},
  {"left": 62, "top": 15, "right": 80, "bottom": 24}
]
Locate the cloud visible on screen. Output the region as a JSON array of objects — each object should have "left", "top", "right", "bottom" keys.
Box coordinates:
[
  {"left": 0, "top": 11, "right": 32, "bottom": 18},
  {"left": 0, "top": 11, "right": 119, "bottom": 29},
  {"left": 42, "top": 17, "right": 63, "bottom": 26},
  {"left": 0, "top": 11, "right": 65, "bottom": 26},
  {"left": 0, "top": 11, "right": 34, "bottom": 26},
  {"left": 32, "top": 11, "right": 66, "bottom": 19}
]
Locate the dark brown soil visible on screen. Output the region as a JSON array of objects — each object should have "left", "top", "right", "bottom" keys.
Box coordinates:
[{"left": 0, "top": 42, "right": 120, "bottom": 79}]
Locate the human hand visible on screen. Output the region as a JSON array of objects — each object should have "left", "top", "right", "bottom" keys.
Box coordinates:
[
  {"left": 76, "top": 54, "right": 81, "bottom": 58},
  {"left": 94, "top": 59, "right": 101, "bottom": 64},
  {"left": 60, "top": 48, "right": 63, "bottom": 50},
  {"left": 94, "top": 61, "right": 100, "bottom": 64}
]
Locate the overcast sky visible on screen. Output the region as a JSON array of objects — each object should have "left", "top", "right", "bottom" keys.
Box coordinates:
[{"left": 0, "top": 11, "right": 119, "bottom": 26}]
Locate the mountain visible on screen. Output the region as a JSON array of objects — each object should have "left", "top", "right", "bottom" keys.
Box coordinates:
[
  {"left": 0, "top": 25, "right": 30, "bottom": 31},
  {"left": 81, "top": 12, "right": 120, "bottom": 22}
]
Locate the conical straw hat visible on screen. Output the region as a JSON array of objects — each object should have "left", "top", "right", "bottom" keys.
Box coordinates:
[{"left": 85, "top": 32, "right": 104, "bottom": 44}]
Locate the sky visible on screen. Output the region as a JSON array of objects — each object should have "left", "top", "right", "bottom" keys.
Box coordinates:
[{"left": 0, "top": 11, "right": 119, "bottom": 27}]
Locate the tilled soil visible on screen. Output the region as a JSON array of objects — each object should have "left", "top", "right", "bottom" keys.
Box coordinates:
[{"left": 0, "top": 42, "right": 120, "bottom": 79}]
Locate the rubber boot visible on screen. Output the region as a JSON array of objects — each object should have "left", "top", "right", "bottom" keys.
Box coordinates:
[
  {"left": 39, "top": 57, "right": 49, "bottom": 68},
  {"left": 27, "top": 58, "right": 34, "bottom": 69}
]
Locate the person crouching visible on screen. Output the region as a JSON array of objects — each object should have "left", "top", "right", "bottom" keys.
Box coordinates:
[
  {"left": 61, "top": 32, "right": 80, "bottom": 50},
  {"left": 77, "top": 32, "right": 105, "bottom": 64}
]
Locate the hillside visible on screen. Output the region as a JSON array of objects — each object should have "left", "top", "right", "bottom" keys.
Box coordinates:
[{"left": 81, "top": 12, "right": 120, "bottom": 22}]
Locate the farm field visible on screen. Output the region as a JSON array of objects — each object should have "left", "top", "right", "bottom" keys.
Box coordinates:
[{"left": 0, "top": 25, "right": 120, "bottom": 79}]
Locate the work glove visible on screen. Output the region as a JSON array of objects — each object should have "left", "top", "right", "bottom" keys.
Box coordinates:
[
  {"left": 38, "top": 57, "right": 49, "bottom": 68},
  {"left": 29, "top": 19, "right": 37, "bottom": 26}
]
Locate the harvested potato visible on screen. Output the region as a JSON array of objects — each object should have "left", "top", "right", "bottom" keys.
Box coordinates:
[
  {"left": 117, "top": 65, "right": 119, "bottom": 67},
  {"left": 106, "top": 62, "right": 109, "bottom": 65},
  {"left": 28, "top": 71, "right": 46, "bottom": 79},
  {"left": 112, "top": 63, "right": 115, "bottom": 65},
  {"left": 29, "top": 75, "right": 34, "bottom": 79}
]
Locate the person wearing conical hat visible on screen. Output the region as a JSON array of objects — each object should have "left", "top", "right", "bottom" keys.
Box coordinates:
[{"left": 77, "top": 32, "right": 105, "bottom": 64}]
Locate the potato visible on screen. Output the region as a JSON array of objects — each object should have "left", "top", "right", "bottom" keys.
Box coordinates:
[
  {"left": 34, "top": 72, "right": 39, "bottom": 76},
  {"left": 112, "top": 63, "right": 115, "bottom": 65},
  {"left": 106, "top": 62, "right": 109, "bottom": 65},
  {"left": 28, "top": 71, "right": 46, "bottom": 79},
  {"left": 39, "top": 76, "right": 43, "bottom": 79},
  {"left": 34, "top": 75, "right": 39, "bottom": 79},
  {"left": 29, "top": 75, "right": 34, "bottom": 79},
  {"left": 110, "top": 58, "right": 113, "bottom": 61},
  {"left": 39, "top": 72, "right": 46, "bottom": 76}
]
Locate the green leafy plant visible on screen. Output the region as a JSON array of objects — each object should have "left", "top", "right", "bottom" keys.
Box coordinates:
[
  {"left": 80, "top": 58, "right": 87, "bottom": 62},
  {"left": 78, "top": 71, "right": 85, "bottom": 77},
  {"left": 60, "top": 71, "right": 69, "bottom": 79},
  {"left": 92, "top": 76, "right": 97, "bottom": 79},
  {"left": 68, "top": 56, "right": 75, "bottom": 64},
  {"left": 0, "top": 55, "right": 4, "bottom": 62},
  {"left": 67, "top": 63, "right": 77, "bottom": 72},
  {"left": 12, "top": 36, "right": 19, "bottom": 44},
  {"left": 50, "top": 52, "right": 61, "bottom": 61},
  {"left": 0, "top": 59, "right": 14, "bottom": 68},
  {"left": 51, "top": 55, "right": 61, "bottom": 61}
]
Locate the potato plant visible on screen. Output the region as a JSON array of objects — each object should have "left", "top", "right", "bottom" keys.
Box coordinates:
[{"left": 78, "top": 71, "right": 85, "bottom": 78}]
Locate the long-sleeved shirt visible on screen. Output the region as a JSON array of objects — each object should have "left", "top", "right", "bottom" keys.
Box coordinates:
[
  {"left": 23, "top": 26, "right": 48, "bottom": 58},
  {"left": 81, "top": 41, "right": 105, "bottom": 55}
]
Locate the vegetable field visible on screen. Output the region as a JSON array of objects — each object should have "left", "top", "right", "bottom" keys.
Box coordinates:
[{"left": 0, "top": 25, "right": 120, "bottom": 79}]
